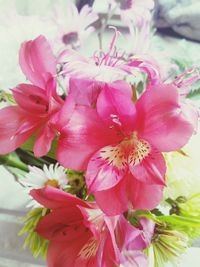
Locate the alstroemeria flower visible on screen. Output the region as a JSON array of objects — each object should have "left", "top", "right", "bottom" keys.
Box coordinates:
[
  {"left": 115, "top": 217, "right": 154, "bottom": 267},
  {"left": 54, "top": 79, "right": 133, "bottom": 169},
  {"left": 0, "top": 35, "right": 64, "bottom": 156},
  {"left": 31, "top": 186, "right": 115, "bottom": 267},
  {"left": 67, "top": 78, "right": 133, "bottom": 108},
  {"left": 31, "top": 186, "right": 149, "bottom": 267},
  {"left": 57, "top": 81, "right": 193, "bottom": 215},
  {"left": 52, "top": 2, "right": 98, "bottom": 48}
]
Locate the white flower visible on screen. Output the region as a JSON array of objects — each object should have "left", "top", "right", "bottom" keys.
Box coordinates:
[
  {"left": 22, "top": 164, "right": 68, "bottom": 189},
  {"left": 50, "top": 1, "right": 98, "bottom": 49},
  {"left": 21, "top": 164, "right": 69, "bottom": 208}
]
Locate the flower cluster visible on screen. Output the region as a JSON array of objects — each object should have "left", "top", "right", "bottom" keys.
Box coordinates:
[{"left": 0, "top": 1, "right": 200, "bottom": 267}]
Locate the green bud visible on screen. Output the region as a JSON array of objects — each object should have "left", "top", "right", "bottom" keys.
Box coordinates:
[{"left": 146, "top": 225, "right": 189, "bottom": 267}]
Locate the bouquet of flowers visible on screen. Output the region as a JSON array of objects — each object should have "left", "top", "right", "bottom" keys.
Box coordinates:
[{"left": 0, "top": 1, "right": 200, "bottom": 266}]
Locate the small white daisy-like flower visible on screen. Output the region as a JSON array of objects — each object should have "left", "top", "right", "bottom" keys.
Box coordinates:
[
  {"left": 21, "top": 164, "right": 69, "bottom": 208},
  {"left": 51, "top": 1, "right": 98, "bottom": 49}
]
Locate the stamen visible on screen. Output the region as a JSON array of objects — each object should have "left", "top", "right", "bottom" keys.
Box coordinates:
[
  {"left": 110, "top": 114, "right": 122, "bottom": 126},
  {"left": 100, "top": 133, "right": 150, "bottom": 170},
  {"left": 93, "top": 27, "right": 124, "bottom": 68},
  {"left": 78, "top": 237, "right": 99, "bottom": 260},
  {"left": 173, "top": 67, "right": 200, "bottom": 94}
]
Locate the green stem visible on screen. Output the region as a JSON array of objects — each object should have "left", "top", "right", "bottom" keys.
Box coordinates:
[
  {"left": 0, "top": 154, "right": 28, "bottom": 172},
  {"left": 98, "top": 3, "right": 118, "bottom": 49}
]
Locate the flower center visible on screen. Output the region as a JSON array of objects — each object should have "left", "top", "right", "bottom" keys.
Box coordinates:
[
  {"left": 44, "top": 179, "right": 59, "bottom": 188},
  {"left": 100, "top": 133, "right": 150, "bottom": 169},
  {"left": 127, "top": 134, "right": 150, "bottom": 165},
  {"left": 62, "top": 32, "right": 78, "bottom": 45},
  {"left": 118, "top": 0, "right": 133, "bottom": 10}
]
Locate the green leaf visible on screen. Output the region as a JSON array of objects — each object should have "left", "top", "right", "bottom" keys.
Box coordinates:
[
  {"left": 0, "top": 152, "right": 28, "bottom": 172},
  {"left": 187, "top": 88, "right": 200, "bottom": 100},
  {"left": 19, "top": 208, "right": 49, "bottom": 258},
  {"left": 158, "top": 215, "right": 200, "bottom": 228},
  {"left": 21, "top": 135, "right": 57, "bottom": 160}
]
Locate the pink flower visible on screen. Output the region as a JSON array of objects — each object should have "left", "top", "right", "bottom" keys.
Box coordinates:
[
  {"left": 58, "top": 30, "right": 133, "bottom": 82},
  {"left": 51, "top": 2, "right": 98, "bottom": 48},
  {"left": 54, "top": 79, "right": 133, "bottom": 169},
  {"left": 67, "top": 78, "right": 132, "bottom": 108},
  {"left": 114, "top": 217, "right": 154, "bottom": 267},
  {"left": 31, "top": 186, "right": 149, "bottom": 267},
  {"left": 31, "top": 186, "right": 113, "bottom": 267},
  {"left": 57, "top": 81, "right": 193, "bottom": 215},
  {"left": 0, "top": 35, "right": 63, "bottom": 156},
  {"left": 58, "top": 29, "right": 161, "bottom": 86}
]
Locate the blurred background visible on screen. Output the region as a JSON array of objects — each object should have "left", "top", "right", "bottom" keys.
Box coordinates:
[{"left": 0, "top": 0, "right": 200, "bottom": 266}]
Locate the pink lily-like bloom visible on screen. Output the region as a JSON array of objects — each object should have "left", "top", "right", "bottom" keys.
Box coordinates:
[
  {"left": 31, "top": 186, "right": 149, "bottom": 267},
  {"left": 57, "top": 80, "right": 193, "bottom": 215},
  {"left": 58, "top": 29, "right": 132, "bottom": 83},
  {"left": 115, "top": 217, "right": 155, "bottom": 266},
  {"left": 0, "top": 35, "right": 64, "bottom": 156},
  {"left": 58, "top": 29, "right": 161, "bottom": 86},
  {"left": 54, "top": 78, "right": 134, "bottom": 169}
]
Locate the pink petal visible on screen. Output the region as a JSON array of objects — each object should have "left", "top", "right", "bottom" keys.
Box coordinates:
[
  {"left": 120, "top": 250, "right": 148, "bottom": 267},
  {"left": 181, "top": 100, "right": 199, "bottom": 133},
  {"left": 97, "top": 85, "right": 136, "bottom": 133},
  {"left": 12, "top": 83, "right": 48, "bottom": 114},
  {"left": 47, "top": 233, "right": 91, "bottom": 267},
  {"left": 101, "top": 234, "right": 118, "bottom": 267},
  {"left": 68, "top": 78, "right": 102, "bottom": 107},
  {"left": 136, "top": 84, "right": 193, "bottom": 151},
  {"left": 45, "top": 76, "right": 64, "bottom": 110},
  {"left": 129, "top": 149, "right": 166, "bottom": 185},
  {"left": 77, "top": 206, "right": 103, "bottom": 239},
  {"left": 0, "top": 106, "right": 39, "bottom": 154},
  {"left": 36, "top": 208, "right": 86, "bottom": 242},
  {"left": 19, "top": 35, "right": 56, "bottom": 88},
  {"left": 115, "top": 217, "right": 149, "bottom": 266},
  {"left": 128, "top": 176, "right": 164, "bottom": 210},
  {"left": 33, "top": 125, "right": 56, "bottom": 157},
  {"left": 128, "top": 57, "right": 160, "bottom": 86},
  {"left": 50, "top": 94, "right": 76, "bottom": 132},
  {"left": 115, "top": 216, "right": 144, "bottom": 251},
  {"left": 68, "top": 79, "right": 133, "bottom": 109},
  {"left": 30, "top": 186, "right": 89, "bottom": 209},
  {"left": 110, "top": 80, "right": 133, "bottom": 98},
  {"left": 86, "top": 145, "right": 127, "bottom": 193},
  {"left": 94, "top": 178, "right": 128, "bottom": 216},
  {"left": 138, "top": 218, "right": 155, "bottom": 247},
  {"left": 56, "top": 106, "right": 119, "bottom": 170}
]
